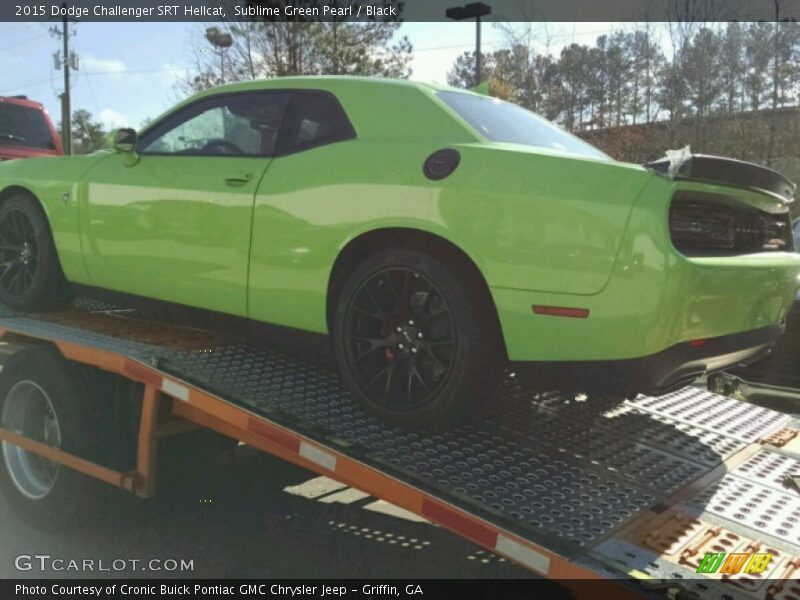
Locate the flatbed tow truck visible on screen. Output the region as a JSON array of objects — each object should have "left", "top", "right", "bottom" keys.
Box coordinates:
[{"left": 0, "top": 297, "right": 799, "bottom": 600}]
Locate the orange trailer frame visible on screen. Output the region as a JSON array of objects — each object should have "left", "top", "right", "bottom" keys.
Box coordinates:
[{"left": 0, "top": 330, "right": 609, "bottom": 583}]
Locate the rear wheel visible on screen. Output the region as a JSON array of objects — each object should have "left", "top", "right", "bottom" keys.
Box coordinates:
[
  {"left": 0, "top": 194, "right": 72, "bottom": 310},
  {"left": 333, "top": 247, "right": 503, "bottom": 424}
]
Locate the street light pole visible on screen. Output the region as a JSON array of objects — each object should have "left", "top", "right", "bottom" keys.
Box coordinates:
[
  {"left": 446, "top": 2, "right": 492, "bottom": 86},
  {"left": 476, "top": 12, "right": 482, "bottom": 83},
  {"left": 205, "top": 27, "right": 233, "bottom": 84}
]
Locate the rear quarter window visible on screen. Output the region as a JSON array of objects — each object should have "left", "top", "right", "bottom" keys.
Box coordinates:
[
  {"left": 437, "top": 90, "right": 608, "bottom": 160},
  {"left": 279, "top": 91, "right": 355, "bottom": 154}
]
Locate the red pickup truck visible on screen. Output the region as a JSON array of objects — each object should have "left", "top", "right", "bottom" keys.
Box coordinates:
[{"left": 0, "top": 95, "right": 63, "bottom": 160}]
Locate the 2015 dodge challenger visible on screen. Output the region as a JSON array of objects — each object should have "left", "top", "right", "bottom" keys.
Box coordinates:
[{"left": 0, "top": 76, "right": 798, "bottom": 423}]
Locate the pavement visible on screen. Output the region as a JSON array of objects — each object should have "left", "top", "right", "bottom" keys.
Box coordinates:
[{"left": 0, "top": 444, "right": 558, "bottom": 581}]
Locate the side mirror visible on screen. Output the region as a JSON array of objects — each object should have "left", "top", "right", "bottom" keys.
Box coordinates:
[{"left": 113, "top": 128, "right": 137, "bottom": 153}]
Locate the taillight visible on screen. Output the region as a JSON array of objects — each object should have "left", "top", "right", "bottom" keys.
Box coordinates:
[
  {"left": 670, "top": 203, "right": 737, "bottom": 252},
  {"left": 669, "top": 192, "right": 792, "bottom": 256}
]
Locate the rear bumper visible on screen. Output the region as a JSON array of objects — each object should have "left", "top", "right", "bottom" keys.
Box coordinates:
[{"left": 510, "top": 324, "right": 782, "bottom": 396}]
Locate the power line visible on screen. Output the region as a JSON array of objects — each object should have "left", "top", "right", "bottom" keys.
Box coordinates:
[
  {"left": 85, "top": 67, "right": 186, "bottom": 75},
  {"left": 0, "top": 77, "right": 54, "bottom": 95},
  {"left": 1, "top": 32, "right": 49, "bottom": 50},
  {"left": 0, "top": 66, "right": 191, "bottom": 95}
]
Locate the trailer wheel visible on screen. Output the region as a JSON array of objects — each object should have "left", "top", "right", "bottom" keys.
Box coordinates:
[{"left": 0, "top": 347, "right": 101, "bottom": 529}]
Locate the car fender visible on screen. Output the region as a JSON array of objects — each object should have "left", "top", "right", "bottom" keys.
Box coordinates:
[{"left": 0, "top": 152, "right": 113, "bottom": 284}]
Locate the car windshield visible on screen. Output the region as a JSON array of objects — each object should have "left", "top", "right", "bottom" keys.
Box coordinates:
[
  {"left": 0, "top": 103, "right": 56, "bottom": 150},
  {"left": 438, "top": 91, "right": 609, "bottom": 160}
]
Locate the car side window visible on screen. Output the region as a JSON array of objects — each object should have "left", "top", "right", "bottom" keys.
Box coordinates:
[
  {"left": 138, "top": 92, "right": 289, "bottom": 157},
  {"left": 279, "top": 91, "right": 355, "bottom": 154}
]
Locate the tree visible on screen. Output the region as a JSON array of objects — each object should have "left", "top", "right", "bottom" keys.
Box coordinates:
[
  {"left": 603, "top": 32, "right": 633, "bottom": 127},
  {"left": 628, "top": 27, "right": 664, "bottom": 124},
  {"left": 683, "top": 27, "right": 724, "bottom": 117},
  {"left": 744, "top": 22, "right": 773, "bottom": 111},
  {"left": 657, "top": 59, "right": 687, "bottom": 123},
  {"left": 446, "top": 51, "right": 495, "bottom": 89},
  {"left": 718, "top": 22, "right": 746, "bottom": 113},
  {"left": 307, "top": 22, "right": 412, "bottom": 76},
  {"left": 558, "top": 43, "right": 592, "bottom": 129},
  {"left": 492, "top": 44, "right": 539, "bottom": 109},
  {"left": 70, "top": 110, "right": 107, "bottom": 155},
  {"left": 179, "top": 19, "right": 412, "bottom": 95}
]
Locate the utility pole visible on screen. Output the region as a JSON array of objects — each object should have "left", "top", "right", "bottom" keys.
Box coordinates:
[
  {"left": 50, "top": 3, "right": 76, "bottom": 155},
  {"left": 62, "top": 12, "right": 70, "bottom": 155}
]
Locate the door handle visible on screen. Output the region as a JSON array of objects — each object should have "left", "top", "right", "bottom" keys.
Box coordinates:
[{"left": 225, "top": 172, "right": 254, "bottom": 186}]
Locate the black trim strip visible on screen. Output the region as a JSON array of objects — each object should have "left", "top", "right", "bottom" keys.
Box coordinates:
[{"left": 510, "top": 325, "right": 783, "bottom": 396}]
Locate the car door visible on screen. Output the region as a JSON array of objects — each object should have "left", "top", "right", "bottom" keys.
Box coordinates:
[{"left": 79, "top": 90, "right": 289, "bottom": 316}]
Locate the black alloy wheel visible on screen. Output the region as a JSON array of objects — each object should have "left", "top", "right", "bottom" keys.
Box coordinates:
[
  {"left": 333, "top": 245, "right": 505, "bottom": 425},
  {"left": 0, "top": 207, "right": 37, "bottom": 299},
  {"left": 343, "top": 267, "right": 457, "bottom": 411},
  {"left": 0, "top": 194, "right": 72, "bottom": 310}
]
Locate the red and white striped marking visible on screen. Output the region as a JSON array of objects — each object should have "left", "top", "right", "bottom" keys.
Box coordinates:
[
  {"left": 246, "top": 418, "right": 338, "bottom": 472},
  {"left": 122, "top": 360, "right": 190, "bottom": 402},
  {"left": 420, "top": 498, "right": 550, "bottom": 574},
  {"left": 161, "top": 378, "right": 190, "bottom": 402}
]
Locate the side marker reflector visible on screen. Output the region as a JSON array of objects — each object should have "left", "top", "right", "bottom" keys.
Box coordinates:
[
  {"left": 532, "top": 305, "right": 589, "bottom": 318},
  {"left": 689, "top": 339, "right": 708, "bottom": 347}
]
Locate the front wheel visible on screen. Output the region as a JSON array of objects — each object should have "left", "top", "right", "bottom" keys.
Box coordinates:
[
  {"left": 332, "top": 247, "right": 504, "bottom": 424},
  {"left": 0, "top": 194, "right": 72, "bottom": 310}
]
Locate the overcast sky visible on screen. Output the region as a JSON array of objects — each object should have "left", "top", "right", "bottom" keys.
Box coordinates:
[{"left": 0, "top": 21, "right": 616, "bottom": 130}]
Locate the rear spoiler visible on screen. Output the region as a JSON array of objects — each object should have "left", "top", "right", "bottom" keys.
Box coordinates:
[{"left": 645, "top": 147, "right": 796, "bottom": 203}]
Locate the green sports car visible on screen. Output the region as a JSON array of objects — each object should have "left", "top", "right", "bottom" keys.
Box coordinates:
[{"left": 0, "top": 76, "right": 799, "bottom": 422}]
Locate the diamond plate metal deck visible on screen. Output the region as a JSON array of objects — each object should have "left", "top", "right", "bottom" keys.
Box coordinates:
[
  {"left": 591, "top": 538, "right": 773, "bottom": 599},
  {"left": 732, "top": 449, "right": 800, "bottom": 494},
  {"left": 0, "top": 299, "right": 795, "bottom": 563},
  {"left": 627, "top": 388, "right": 791, "bottom": 443},
  {"left": 688, "top": 472, "right": 800, "bottom": 546}
]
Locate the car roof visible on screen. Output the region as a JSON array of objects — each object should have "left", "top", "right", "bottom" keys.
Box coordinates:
[
  {"left": 197, "top": 75, "right": 462, "bottom": 96},
  {"left": 0, "top": 96, "right": 45, "bottom": 110}
]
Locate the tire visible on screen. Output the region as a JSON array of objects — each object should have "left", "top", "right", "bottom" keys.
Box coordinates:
[
  {"left": 0, "top": 194, "right": 72, "bottom": 310},
  {"left": 0, "top": 347, "right": 102, "bottom": 529},
  {"left": 332, "top": 246, "right": 504, "bottom": 424}
]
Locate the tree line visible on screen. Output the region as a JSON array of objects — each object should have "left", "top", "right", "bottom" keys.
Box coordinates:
[{"left": 447, "top": 22, "right": 800, "bottom": 135}]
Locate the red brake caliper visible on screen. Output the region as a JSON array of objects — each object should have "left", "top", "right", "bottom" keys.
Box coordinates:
[{"left": 380, "top": 319, "right": 396, "bottom": 362}]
